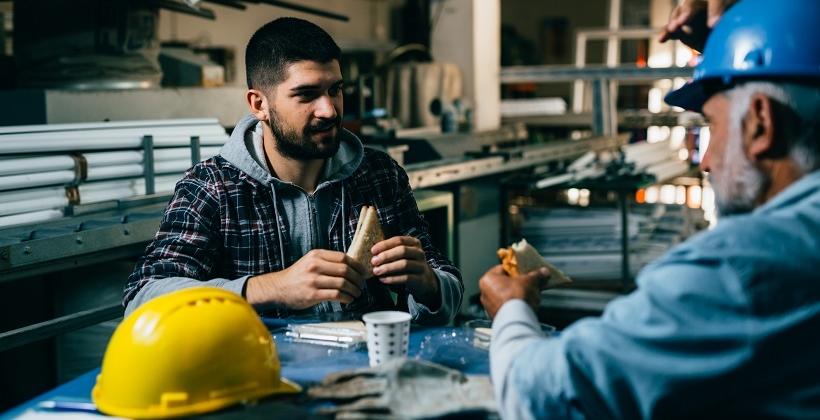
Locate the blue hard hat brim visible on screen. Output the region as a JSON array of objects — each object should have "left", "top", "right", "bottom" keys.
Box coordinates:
[{"left": 664, "top": 80, "right": 710, "bottom": 113}]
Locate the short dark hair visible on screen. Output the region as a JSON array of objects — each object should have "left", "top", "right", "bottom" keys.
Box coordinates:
[{"left": 245, "top": 17, "right": 341, "bottom": 90}]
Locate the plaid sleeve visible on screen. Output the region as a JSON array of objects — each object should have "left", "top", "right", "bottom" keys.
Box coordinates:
[{"left": 122, "top": 176, "right": 223, "bottom": 307}]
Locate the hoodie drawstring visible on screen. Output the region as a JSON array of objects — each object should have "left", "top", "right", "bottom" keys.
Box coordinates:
[
  {"left": 341, "top": 184, "right": 347, "bottom": 252},
  {"left": 331, "top": 184, "right": 347, "bottom": 313},
  {"left": 271, "top": 184, "right": 287, "bottom": 270}
]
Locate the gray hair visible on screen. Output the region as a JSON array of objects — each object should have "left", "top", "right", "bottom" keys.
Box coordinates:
[{"left": 725, "top": 81, "right": 820, "bottom": 173}]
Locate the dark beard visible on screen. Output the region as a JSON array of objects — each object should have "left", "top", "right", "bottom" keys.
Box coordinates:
[{"left": 268, "top": 109, "right": 341, "bottom": 160}]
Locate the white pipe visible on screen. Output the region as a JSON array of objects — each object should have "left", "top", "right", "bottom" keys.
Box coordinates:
[
  {"left": 623, "top": 140, "right": 671, "bottom": 161},
  {"left": 155, "top": 146, "right": 221, "bottom": 161},
  {"left": 0, "top": 118, "right": 221, "bottom": 135},
  {"left": 0, "top": 124, "right": 226, "bottom": 142},
  {"left": 86, "top": 164, "right": 144, "bottom": 181},
  {"left": 0, "top": 146, "right": 221, "bottom": 182},
  {"left": 567, "top": 151, "right": 597, "bottom": 172},
  {"left": 79, "top": 184, "right": 143, "bottom": 204},
  {"left": 646, "top": 160, "right": 689, "bottom": 182},
  {"left": 535, "top": 173, "right": 574, "bottom": 189},
  {"left": 0, "top": 186, "right": 66, "bottom": 202},
  {"left": 0, "top": 134, "right": 227, "bottom": 154},
  {"left": 78, "top": 176, "right": 177, "bottom": 193},
  {"left": 84, "top": 147, "right": 221, "bottom": 167},
  {"left": 0, "top": 146, "right": 222, "bottom": 178},
  {"left": 84, "top": 151, "right": 143, "bottom": 167},
  {"left": 0, "top": 155, "right": 76, "bottom": 176},
  {"left": 85, "top": 157, "right": 210, "bottom": 181},
  {"left": 0, "top": 187, "right": 68, "bottom": 216},
  {"left": 78, "top": 175, "right": 180, "bottom": 204},
  {"left": 0, "top": 209, "right": 63, "bottom": 229},
  {"left": 0, "top": 194, "right": 69, "bottom": 217},
  {"left": 632, "top": 153, "right": 675, "bottom": 170},
  {"left": 0, "top": 170, "right": 76, "bottom": 191}
]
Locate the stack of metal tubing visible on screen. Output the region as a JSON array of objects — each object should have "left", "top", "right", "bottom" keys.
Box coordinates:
[{"left": 0, "top": 119, "right": 228, "bottom": 228}]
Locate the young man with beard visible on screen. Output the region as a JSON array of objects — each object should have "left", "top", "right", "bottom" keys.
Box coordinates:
[
  {"left": 480, "top": 0, "right": 820, "bottom": 418},
  {"left": 123, "top": 18, "right": 462, "bottom": 325}
]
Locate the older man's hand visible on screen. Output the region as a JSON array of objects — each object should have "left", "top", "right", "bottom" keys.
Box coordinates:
[
  {"left": 479, "top": 265, "right": 550, "bottom": 319},
  {"left": 659, "top": 0, "right": 737, "bottom": 51}
]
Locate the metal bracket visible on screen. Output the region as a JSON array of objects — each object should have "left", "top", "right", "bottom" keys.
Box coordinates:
[
  {"left": 142, "top": 135, "right": 155, "bottom": 195},
  {"left": 190, "top": 135, "right": 201, "bottom": 166}
]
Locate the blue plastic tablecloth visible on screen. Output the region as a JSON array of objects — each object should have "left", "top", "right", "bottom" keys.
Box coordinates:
[{"left": 2, "top": 319, "right": 489, "bottom": 419}]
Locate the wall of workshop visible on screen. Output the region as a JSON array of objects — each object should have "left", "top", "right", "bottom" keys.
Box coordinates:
[{"left": 157, "top": 0, "right": 395, "bottom": 88}]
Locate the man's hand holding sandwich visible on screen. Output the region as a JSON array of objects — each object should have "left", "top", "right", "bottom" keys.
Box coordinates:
[
  {"left": 479, "top": 265, "right": 550, "bottom": 318},
  {"left": 246, "top": 250, "right": 368, "bottom": 310},
  {"left": 480, "top": 239, "right": 571, "bottom": 318},
  {"left": 371, "top": 235, "right": 441, "bottom": 308},
  {"left": 247, "top": 205, "right": 440, "bottom": 310}
]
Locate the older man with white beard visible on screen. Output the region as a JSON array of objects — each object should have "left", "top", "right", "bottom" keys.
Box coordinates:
[{"left": 478, "top": 0, "right": 820, "bottom": 418}]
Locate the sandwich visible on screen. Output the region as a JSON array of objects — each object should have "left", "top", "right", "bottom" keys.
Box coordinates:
[
  {"left": 347, "top": 205, "right": 384, "bottom": 277},
  {"left": 497, "top": 239, "right": 571, "bottom": 287}
]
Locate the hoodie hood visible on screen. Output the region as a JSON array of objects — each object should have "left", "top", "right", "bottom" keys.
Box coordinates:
[{"left": 220, "top": 114, "right": 364, "bottom": 187}]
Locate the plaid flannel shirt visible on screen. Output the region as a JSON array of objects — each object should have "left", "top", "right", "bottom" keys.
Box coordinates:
[{"left": 124, "top": 148, "right": 462, "bottom": 321}]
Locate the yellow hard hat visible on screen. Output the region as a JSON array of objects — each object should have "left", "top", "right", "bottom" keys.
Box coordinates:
[{"left": 92, "top": 287, "right": 300, "bottom": 419}]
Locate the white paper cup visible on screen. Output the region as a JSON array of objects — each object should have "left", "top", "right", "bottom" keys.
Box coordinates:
[{"left": 362, "top": 311, "right": 411, "bottom": 367}]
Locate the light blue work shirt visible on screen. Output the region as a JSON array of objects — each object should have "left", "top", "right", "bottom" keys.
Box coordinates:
[{"left": 491, "top": 170, "right": 820, "bottom": 419}]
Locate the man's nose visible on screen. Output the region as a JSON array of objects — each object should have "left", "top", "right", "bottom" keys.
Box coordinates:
[{"left": 314, "top": 95, "right": 337, "bottom": 119}]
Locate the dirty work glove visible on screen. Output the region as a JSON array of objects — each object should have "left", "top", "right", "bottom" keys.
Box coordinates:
[{"left": 308, "top": 358, "right": 496, "bottom": 419}]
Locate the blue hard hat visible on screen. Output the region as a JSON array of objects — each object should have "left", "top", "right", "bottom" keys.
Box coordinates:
[{"left": 665, "top": 0, "right": 820, "bottom": 112}]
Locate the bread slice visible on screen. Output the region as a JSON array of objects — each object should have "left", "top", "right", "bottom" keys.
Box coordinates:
[
  {"left": 346, "top": 205, "right": 384, "bottom": 277},
  {"left": 497, "top": 239, "right": 571, "bottom": 288}
]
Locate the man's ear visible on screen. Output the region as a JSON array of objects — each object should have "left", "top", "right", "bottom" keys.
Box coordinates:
[
  {"left": 245, "top": 89, "right": 269, "bottom": 121},
  {"left": 743, "top": 93, "right": 776, "bottom": 162}
]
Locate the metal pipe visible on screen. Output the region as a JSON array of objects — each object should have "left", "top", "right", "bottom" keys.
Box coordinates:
[
  {"left": 0, "top": 118, "right": 221, "bottom": 135},
  {"left": 0, "top": 125, "right": 228, "bottom": 146},
  {"left": 78, "top": 175, "right": 180, "bottom": 204},
  {"left": 0, "top": 134, "right": 227, "bottom": 154},
  {"left": 84, "top": 147, "right": 220, "bottom": 167},
  {"left": 0, "top": 171, "right": 76, "bottom": 191},
  {"left": 0, "top": 187, "right": 68, "bottom": 217},
  {"left": 0, "top": 147, "right": 220, "bottom": 182},
  {"left": 0, "top": 209, "right": 63, "bottom": 229},
  {"left": 86, "top": 165, "right": 144, "bottom": 181},
  {"left": 502, "top": 65, "right": 694, "bottom": 84},
  {"left": 0, "top": 121, "right": 227, "bottom": 154},
  {"left": 577, "top": 27, "right": 660, "bottom": 39},
  {"left": 0, "top": 155, "right": 75, "bottom": 177},
  {"left": 85, "top": 159, "right": 207, "bottom": 181},
  {"left": 0, "top": 196, "right": 68, "bottom": 217}
]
